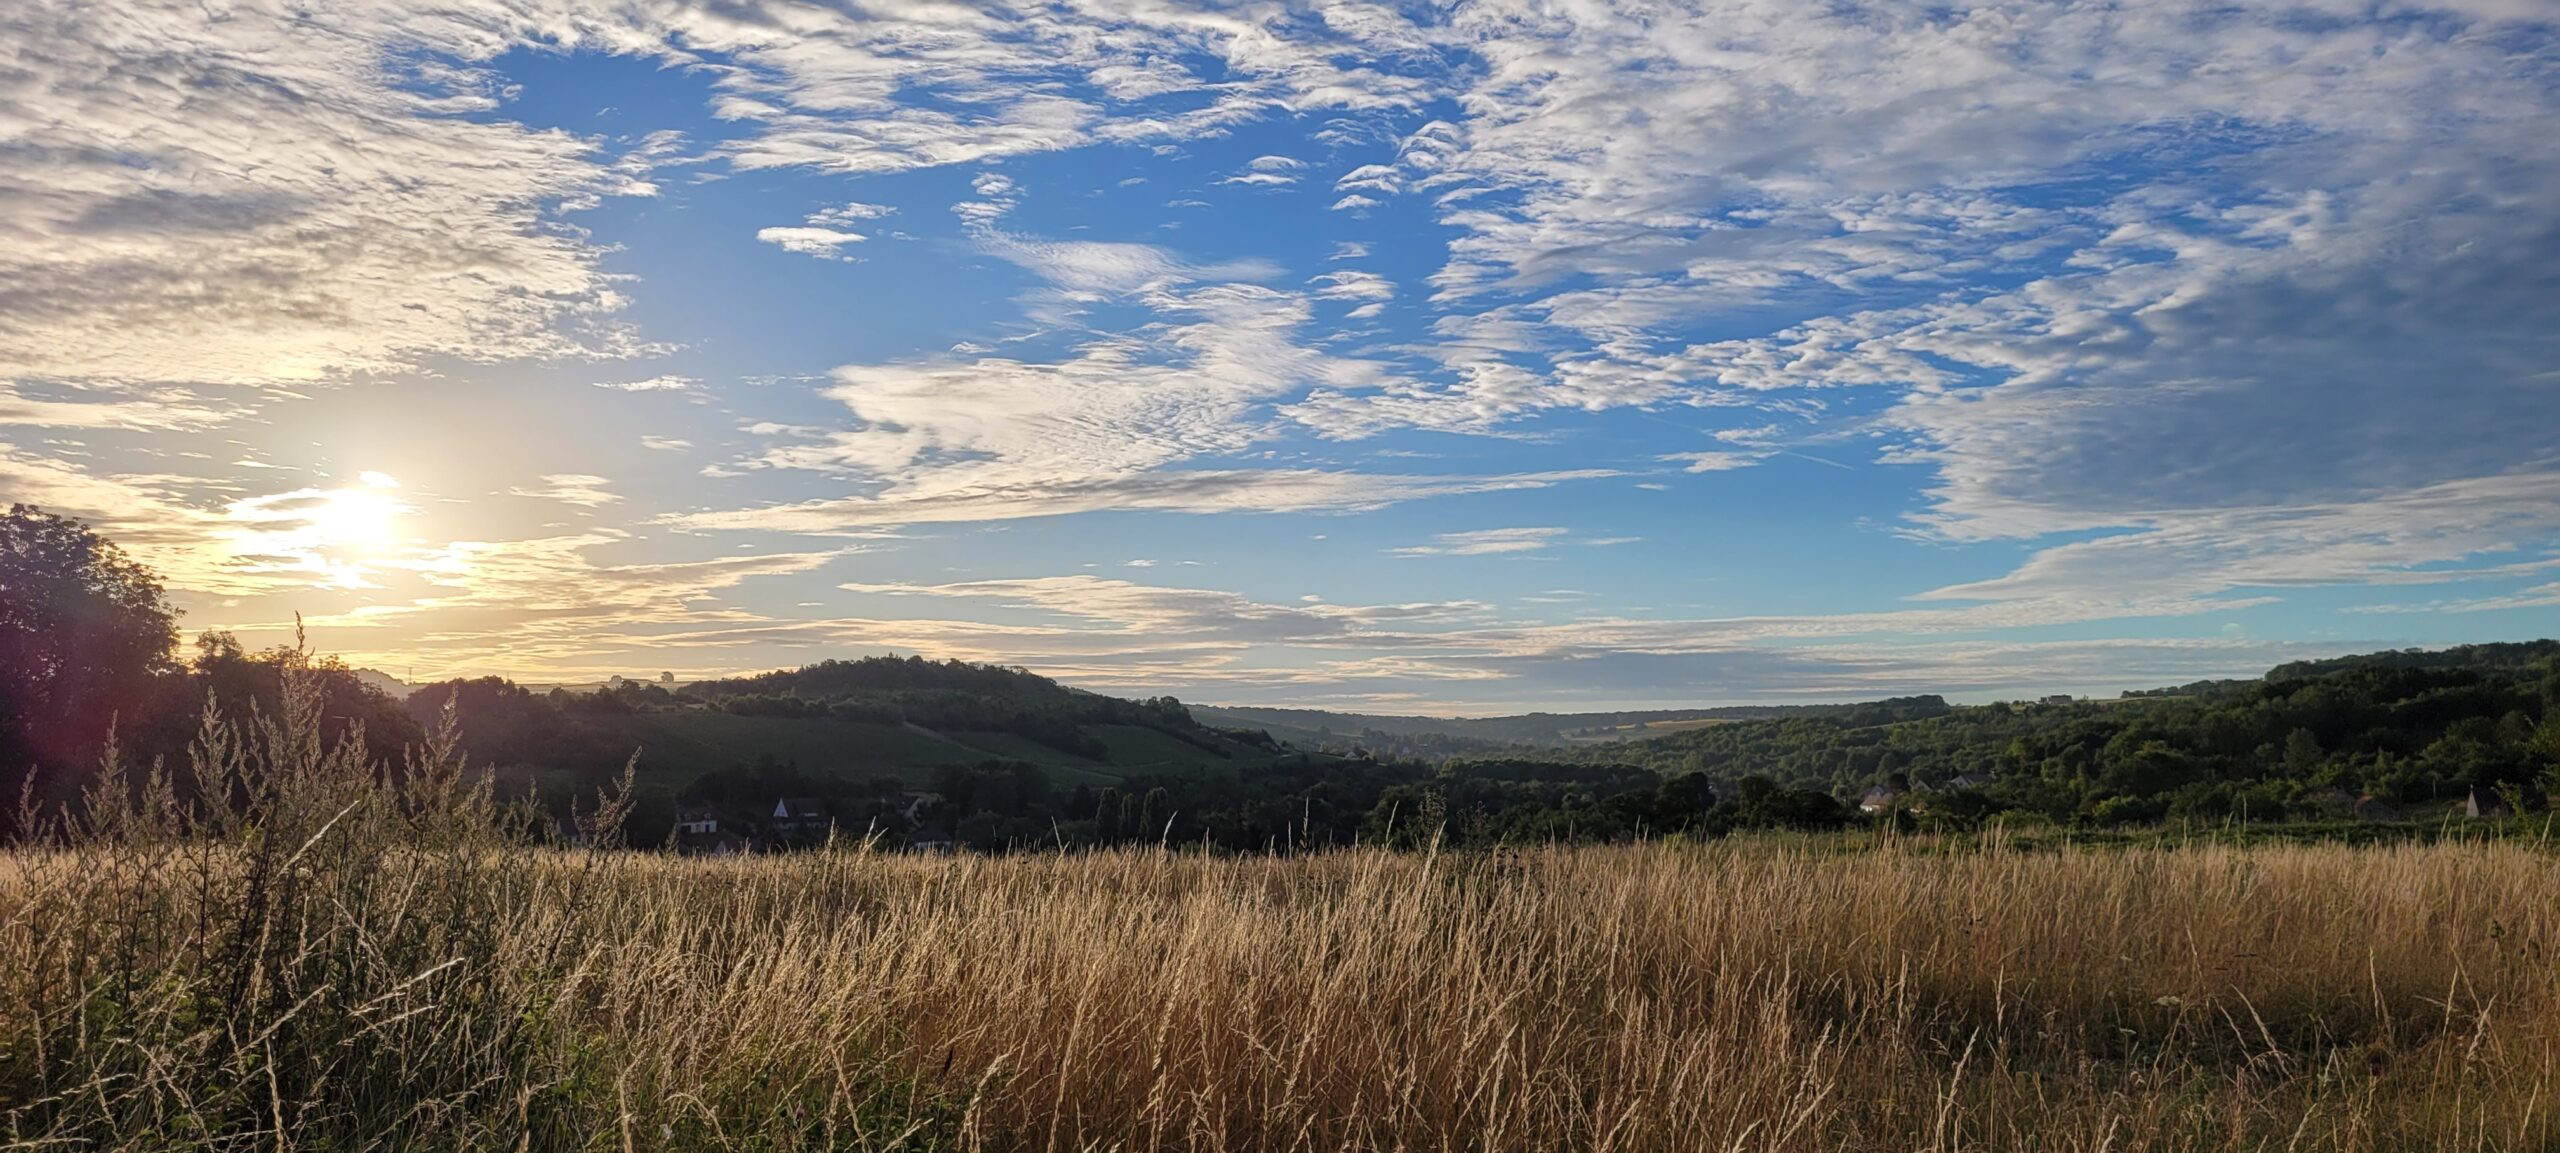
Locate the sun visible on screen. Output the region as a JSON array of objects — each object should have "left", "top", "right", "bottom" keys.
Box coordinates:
[
  {"left": 303, "top": 475, "right": 404, "bottom": 556},
  {"left": 222, "top": 471, "right": 417, "bottom": 590},
  {"left": 304, "top": 490, "right": 396, "bottom": 554}
]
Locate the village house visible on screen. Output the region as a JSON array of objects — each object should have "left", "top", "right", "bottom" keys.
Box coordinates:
[
  {"left": 1857, "top": 785, "right": 1903, "bottom": 815},
  {"left": 772, "top": 797, "right": 828, "bottom": 830},
  {"left": 897, "top": 791, "right": 945, "bottom": 822},
  {"left": 674, "top": 810, "right": 744, "bottom": 855}
]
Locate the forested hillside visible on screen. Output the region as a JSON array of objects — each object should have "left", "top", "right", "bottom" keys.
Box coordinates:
[
  {"left": 1596, "top": 642, "right": 2560, "bottom": 825},
  {"left": 1192, "top": 696, "right": 1952, "bottom": 756},
  {"left": 392, "top": 655, "right": 1307, "bottom": 846},
  {"left": 682, "top": 656, "right": 1204, "bottom": 757}
]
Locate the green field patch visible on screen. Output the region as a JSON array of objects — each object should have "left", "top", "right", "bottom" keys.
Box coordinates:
[
  {"left": 1087, "top": 724, "right": 1239, "bottom": 773},
  {"left": 937, "top": 730, "right": 1125, "bottom": 784},
  {"left": 617, "top": 713, "right": 982, "bottom": 785}
]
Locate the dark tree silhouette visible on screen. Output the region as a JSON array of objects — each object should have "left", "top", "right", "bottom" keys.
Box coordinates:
[{"left": 0, "top": 505, "right": 180, "bottom": 807}]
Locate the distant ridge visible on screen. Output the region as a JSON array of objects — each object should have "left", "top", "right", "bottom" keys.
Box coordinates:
[
  {"left": 351, "top": 668, "right": 411, "bottom": 700},
  {"left": 1192, "top": 697, "right": 1953, "bottom": 755}
]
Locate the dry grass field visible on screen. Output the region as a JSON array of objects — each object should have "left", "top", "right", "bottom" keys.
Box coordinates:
[{"left": 2, "top": 671, "right": 2555, "bottom": 1150}]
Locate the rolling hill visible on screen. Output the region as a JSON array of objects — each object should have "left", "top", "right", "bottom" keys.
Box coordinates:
[
  {"left": 1191, "top": 696, "right": 1954, "bottom": 756},
  {"left": 385, "top": 642, "right": 2555, "bottom": 849},
  {"left": 407, "top": 656, "right": 1311, "bottom": 796}
]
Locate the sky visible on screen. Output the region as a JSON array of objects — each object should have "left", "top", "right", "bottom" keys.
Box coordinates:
[{"left": 2, "top": 0, "right": 2556, "bottom": 712}]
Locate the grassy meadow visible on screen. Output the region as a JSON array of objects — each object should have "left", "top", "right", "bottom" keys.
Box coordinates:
[{"left": 2, "top": 670, "right": 2556, "bottom": 1151}]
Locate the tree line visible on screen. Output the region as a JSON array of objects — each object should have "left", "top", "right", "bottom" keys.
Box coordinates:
[
  {"left": 1586, "top": 646, "right": 2560, "bottom": 825},
  {"left": 5, "top": 503, "right": 2556, "bottom": 850}
]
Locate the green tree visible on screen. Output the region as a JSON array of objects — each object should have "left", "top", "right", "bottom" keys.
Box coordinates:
[
  {"left": 2530, "top": 717, "right": 2560, "bottom": 802},
  {"left": 0, "top": 505, "right": 180, "bottom": 812},
  {"left": 194, "top": 632, "right": 424, "bottom": 773},
  {"left": 2282, "top": 727, "right": 2323, "bottom": 773}
]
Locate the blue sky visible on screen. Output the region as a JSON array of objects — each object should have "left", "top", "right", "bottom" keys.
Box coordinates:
[{"left": 3, "top": 0, "right": 2556, "bottom": 711}]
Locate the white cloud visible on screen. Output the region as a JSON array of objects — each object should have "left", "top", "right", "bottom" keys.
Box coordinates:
[
  {"left": 977, "top": 234, "right": 1195, "bottom": 295},
  {"left": 1308, "top": 270, "right": 1395, "bottom": 302},
  {"left": 678, "top": 4, "right": 1434, "bottom": 180},
  {"left": 756, "top": 226, "right": 866, "bottom": 258},
  {"left": 672, "top": 467, "right": 1619, "bottom": 532},
  {"left": 809, "top": 202, "right": 895, "bottom": 225},
  {"left": 0, "top": 0, "right": 653, "bottom": 391},
  {"left": 1334, "top": 164, "right": 1401, "bottom": 195},
  {"left": 2349, "top": 583, "right": 2560, "bottom": 616},
  {"left": 1660, "top": 451, "right": 1767, "bottom": 473},
  {"left": 1390, "top": 527, "right": 1568, "bottom": 557},
  {"left": 510, "top": 474, "right": 620, "bottom": 509},
  {"left": 680, "top": 231, "right": 1468, "bottom": 528},
  {"left": 594, "top": 375, "right": 698, "bottom": 393},
  {"left": 1910, "top": 473, "right": 2560, "bottom": 608},
  {"left": 1390, "top": 527, "right": 1643, "bottom": 556},
  {"left": 762, "top": 202, "right": 897, "bottom": 260},
  {"left": 0, "top": 385, "right": 233, "bottom": 430}
]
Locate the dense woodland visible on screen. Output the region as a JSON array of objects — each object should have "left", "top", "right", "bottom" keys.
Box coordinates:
[
  {"left": 4, "top": 505, "right": 2557, "bottom": 850},
  {"left": 1597, "top": 642, "right": 2560, "bottom": 825}
]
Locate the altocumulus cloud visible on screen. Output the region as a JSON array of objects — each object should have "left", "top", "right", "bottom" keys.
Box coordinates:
[{"left": 2, "top": 0, "right": 2554, "bottom": 702}]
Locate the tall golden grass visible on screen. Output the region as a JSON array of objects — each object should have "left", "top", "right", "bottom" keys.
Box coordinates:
[{"left": 2, "top": 656, "right": 2554, "bottom": 1150}]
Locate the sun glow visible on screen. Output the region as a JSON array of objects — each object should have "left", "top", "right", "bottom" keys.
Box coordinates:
[
  {"left": 304, "top": 482, "right": 402, "bottom": 555},
  {"left": 223, "top": 472, "right": 416, "bottom": 589}
]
